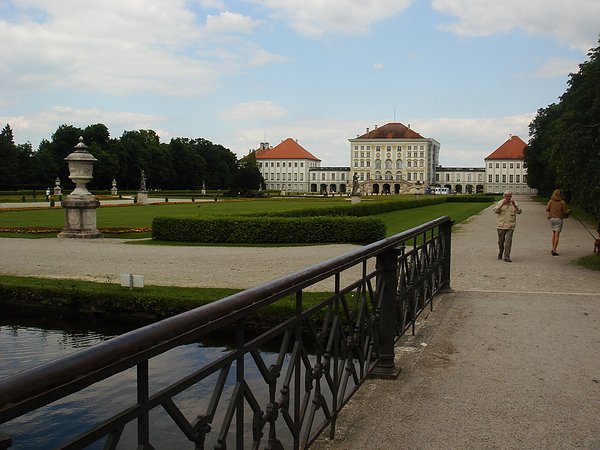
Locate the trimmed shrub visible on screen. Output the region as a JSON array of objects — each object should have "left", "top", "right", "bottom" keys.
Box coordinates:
[
  {"left": 247, "top": 197, "right": 446, "bottom": 218},
  {"left": 446, "top": 196, "right": 493, "bottom": 203},
  {"left": 152, "top": 216, "right": 385, "bottom": 244}
]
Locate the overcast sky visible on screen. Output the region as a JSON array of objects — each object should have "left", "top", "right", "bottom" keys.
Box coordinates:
[{"left": 1, "top": 0, "right": 598, "bottom": 167}]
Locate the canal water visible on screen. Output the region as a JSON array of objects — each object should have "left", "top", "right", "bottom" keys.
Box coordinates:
[{"left": 0, "top": 312, "right": 305, "bottom": 449}]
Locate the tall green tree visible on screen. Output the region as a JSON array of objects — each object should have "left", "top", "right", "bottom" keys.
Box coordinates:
[
  {"left": 0, "top": 124, "right": 19, "bottom": 189},
  {"left": 525, "top": 37, "right": 600, "bottom": 218}
]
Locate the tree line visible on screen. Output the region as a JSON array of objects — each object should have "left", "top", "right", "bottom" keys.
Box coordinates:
[
  {"left": 0, "top": 123, "right": 263, "bottom": 192},
  {"left": 525, "top": 37, "right": 600, "bottom": 219}
]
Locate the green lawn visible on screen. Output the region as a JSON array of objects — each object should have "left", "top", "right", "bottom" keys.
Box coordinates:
[{"left": 0, "top": 197, "right": 491, "bottom": 238}]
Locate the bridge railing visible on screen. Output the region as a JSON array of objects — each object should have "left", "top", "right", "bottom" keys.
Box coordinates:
[{"left": 0, "top": 216, "right": 452, "bottom": 449}]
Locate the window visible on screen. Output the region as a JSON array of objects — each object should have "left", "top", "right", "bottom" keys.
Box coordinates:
[
  {"left": 282, "top": 173, "right": 286, "bottom": 181},
  {"left": 300, "top": 162, "right": 303, "bottom": 167},
  {"left": 396, "top": 160, "right": 403, "bottom": 169},
  {"left": 276, "top": 173, "right": 280, "bottom": 180},
  {"left": 436, "top": 174, "right": 440, "bottom": 181},
  {"left": 276, "top": 162, "right": 280, "bottom": 167},
  {"left": 300, "top": 173, "right": 303, "bottom": 181},
  {"left": 375, "top": 160, "right": 382, "bottom": 169},
  {"left": 488, "top": 163, "right": 492, "bottom": 168},
  {"left": 282, "top": 162, "right": 286, "bottom": 167},
  {"left": 502, "top": 163, "right": 506, "bottom": 168},
  {"left": 360, "top": 146, "right": 364, "bottom": 150},
  {"left": 385, "top": 159, "right": 392, "bottom": 169},
  {"left": 387, "top": 146, "right": 391, "bottom": 151},
  {"left": 420, "top": 152, "right": 424, "bottom": 158},
  {"left": 312, "top": 173, "right": 316, "bottom": 180},
  {"left": 445, "top": 174, "right": 450, "bottom": 181},
  {"left": 516, "top": 163, "right": 520, "bottom": 169},
  {"left": 375, "top": 171, "right": 382, "bottom": 180},
  {"left": 456, "top": 174, "right": 461, "bottom": 182},
  {"left": 341, "top": 173, "right": 345, "bottom": 181},
  {"left": 366, "top": 146, "right": 370, "bottom": 150},
  {"left": 361, "top": 152, "right": 364, "bottom": 157},
  {"left": 516, "top": 175, "right": 520, "bottom": 183},
  {"left": 488, "top": 175, "right": 492, "bottom": 182},
  {"left": 360, "top": 160, "right": 364, "bottom": 167},
  {"left": 354, "top": 146, "right": 358, "bottom": 150},
  {"left": 331, "top": 173, "right": 335, "bottom": 180},
  {"left": 321, "top": 173, "right": 325, "bottom": 180},
  {"left": 523, "top": 175, "right": 528, "bottom": 183},
  {"left": 354, "top": 159, "right": 358, "bottom": 167},
  {"left": 419, "top": 160, "right": 424, "bottom": 167},
  {"left": 407, "top": 173, "right": 412, "bottom": 181},
  {"left": 385, "top": 171, "right": 392, "bottom": 181},
  {"left": 396, "top": 172, "right": 402, "bottom": 180},
  {"left": 502, "top": 175, "right": 506, "bottom": 182},
  {"left": 495, "top": 163, "right": 499, "bottom": 168},
  {"left": 366, "top": 160, "right": 370, "bottom": 167},
  {"left": 376, "top": 146, "right": 380, "bottom": 151},
  {"left": 495, "top": 175, "right": 499, "bottom": 182},
  {"left": 294, "top": 173, "right": 298, "bottom": 181},
  {"left": 509, "top": 175, "right": 513, "bottom": 183},
  {"left": 407, "top": 161, "right": 412, "bottom": 168},
  {"left": 354, "top": 152, "right": 358, "bottom": 158},
  {"left": 509, "top": 163, "right": 513, "bottom": 169}
]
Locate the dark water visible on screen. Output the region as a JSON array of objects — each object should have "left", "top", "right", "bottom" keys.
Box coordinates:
[{"left": 0, "top": 312, "right": 303, "bottom": 449}]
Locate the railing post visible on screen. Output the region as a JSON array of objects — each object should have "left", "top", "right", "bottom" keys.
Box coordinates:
[
  {"left": 439, "top": 219, "right": 454, "bottom": 293},
  {"left": 371, "top": 247, "right": 401, "bottom": 379}
]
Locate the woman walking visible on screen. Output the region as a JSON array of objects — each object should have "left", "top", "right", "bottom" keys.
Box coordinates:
[{"left": 546, "top": 188, "right": 570, "bottom": 256}]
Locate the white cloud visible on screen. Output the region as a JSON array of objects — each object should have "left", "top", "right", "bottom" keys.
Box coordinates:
[
  {"left": 249, "top": 0, "right": 413, "bottom": 37},
  {"left": 0, "top": 1, "right": 280, "bottom": 97},
  {"left": 431, "top": 0, "right": 600, "bottom": 51},
  {"left": 204, "top": 11, "right": 262, "bottom": 34},
  {"left": 1, "top": 106, "right": 164, "bottom": 148},
  {"left": 416, "top": 114, "right": 535, "bottom": 166},
  {"left": 218, "top": 101, "right": 288, "bottom": 120},
  {"left": 373, "top": 63, "right": 384, "bottom": 70},
  {"left": 529, "top": 57, "right": 581, "bottom": 78}
]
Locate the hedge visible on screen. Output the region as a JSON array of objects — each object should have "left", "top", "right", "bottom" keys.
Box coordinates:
[
  {"left": 246, "top": 197, "right": 446, "bottom": 218},
  {"left": 152, "top": 216, "right": 385, "bottom": 244},
  {"left": 445, "top": 196, "right": 494, "bottom": 203}
]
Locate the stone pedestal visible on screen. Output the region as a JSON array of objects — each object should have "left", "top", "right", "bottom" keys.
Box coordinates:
[
  {"left": 137, "top": 191, "right": 148, "bottom": 204},
  {"left": 351, "top": 194, "right": 361, "bottom": 204},
  {"left": 58, "top": 197, "right": 102, "bottom": 239}
]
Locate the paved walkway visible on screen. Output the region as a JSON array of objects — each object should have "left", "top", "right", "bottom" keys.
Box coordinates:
[{"left": 313, "top": 196, "right": 600, "bottom": 449}]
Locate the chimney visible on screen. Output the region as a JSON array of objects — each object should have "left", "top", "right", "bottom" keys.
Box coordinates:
[
  {"left": 374, "top": 124, "right": 378, "bottom": 129},
  {"left": 407, "top": 124, "right": 411, "bottom": 129},
  {"left": 366, "top": 127, "right": 369, "bottom": 133}
]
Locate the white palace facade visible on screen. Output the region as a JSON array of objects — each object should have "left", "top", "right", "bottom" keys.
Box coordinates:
[{"left": 255, "top": 123, "right": 536, "bottom": 195}]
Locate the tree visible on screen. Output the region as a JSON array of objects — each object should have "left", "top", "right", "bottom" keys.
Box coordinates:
[
  {"left": 0, "top": 124, "right": 19, "bottom": 189},
  {"left": 525, "top": 37, "right": 600, "bottom": 218}
]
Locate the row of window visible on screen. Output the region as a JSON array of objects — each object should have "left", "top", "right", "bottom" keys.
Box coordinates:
[
  {"left": 264, "top": 173, "right": 304, "bottom": 181},
  {"left": 436, "top": 174, "right": 485, "bottom": 182},
  {"left": 353, "top": 151, "right": 426, "bottom": 159},
  {"left": 488, "top": 162, "right": 522, "bottom": 169},
  {"left": 354, "top": 145, "right": 426, "bottom": 152},
  {"left": 353, "top": 160, "right": 425, "bottom": 169},
  {"left": 488, "top": 174, "right": 527, "bottom": 183},
  {"left": 258, "top": 161, "right": 309, "bottom": 168}
]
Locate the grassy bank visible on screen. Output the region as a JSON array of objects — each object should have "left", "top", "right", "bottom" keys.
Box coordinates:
[{"left": 0, "top": 275, "right": 330, "bottom": 326}]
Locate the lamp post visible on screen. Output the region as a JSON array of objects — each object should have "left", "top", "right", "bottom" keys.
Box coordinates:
[
  {"left": 58, "top": 137, "right": 102, "bottom": 239},
  {"left": 415, "top": 180, "right": 422, "bottom": 198}
]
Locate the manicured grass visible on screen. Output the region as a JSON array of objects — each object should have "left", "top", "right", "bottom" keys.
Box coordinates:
[
  {"left": 574, "top": 255, "right": 600, "bottom": 271},
  {"left": 0, "top": 196, "right": 489, "bottom": 238},
  {"left": 375, "top": 202, "right": 490, "bottom": 236},
  {"left": 0, "top": 275, "right": 331, "bottom": 324}
]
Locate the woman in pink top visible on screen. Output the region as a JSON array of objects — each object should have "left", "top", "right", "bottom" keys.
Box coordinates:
[{"left": 546, "top": 188, "right": 571, "bottom": 256}]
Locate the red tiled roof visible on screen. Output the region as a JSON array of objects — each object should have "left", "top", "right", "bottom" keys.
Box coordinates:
[
  {"left": 485, "top": 135, "right": 527, "bottom": 160},
  {"left": 355, "top": 122, "right": 424, "bottom": 140},
  {"left": 255, "top": 138, "right": 320, "bottom": 161}
]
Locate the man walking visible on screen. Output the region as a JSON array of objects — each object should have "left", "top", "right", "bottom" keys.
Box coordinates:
[{"left": 493, "top": 191, "right": 522, "bottom": 262}]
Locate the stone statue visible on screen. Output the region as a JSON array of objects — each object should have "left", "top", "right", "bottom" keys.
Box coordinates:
[
  {"left": 351, "top": 172, "right": 360, "bottom": 195},
  {"left": 140, "top": 170, "right": 147, "bottom": 191}
]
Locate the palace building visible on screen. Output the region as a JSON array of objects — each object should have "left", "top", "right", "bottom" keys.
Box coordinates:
[{"left": 254, "top": 123, "right": 535, "bottom": 195}]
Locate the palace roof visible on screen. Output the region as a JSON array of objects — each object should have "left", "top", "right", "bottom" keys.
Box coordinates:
[
  {"left": 485, "top": 135, "right": 527, "bottom": 160},
  {"left": 353, "top": 122, "right": 425, "bottom": 140},
  {"left": 255, "top": 138, "right": 320, "bottom": 161}
]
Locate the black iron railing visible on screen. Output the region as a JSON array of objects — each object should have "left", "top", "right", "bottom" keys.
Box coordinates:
[{"left": 0, "top": 216, "right": 452, "bottom": 449}]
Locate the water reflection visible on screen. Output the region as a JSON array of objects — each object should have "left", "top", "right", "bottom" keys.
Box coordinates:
[{"left": 0, "top": 312, "right": 318, "bottom": 449}]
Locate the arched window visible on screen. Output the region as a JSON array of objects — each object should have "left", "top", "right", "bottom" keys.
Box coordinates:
[
  {"left": 385, "top": 171, "right": 393, "bottom": 181},
  {"left": 395, "top": 171, "right": 402, "bottom": 181},
  {"left": 375, "top": 171, "right": 382, "bottom": 181},
  {"left": 396, "top": 160, "right": 403, "bottom": 169},
  {"left": 385, "top": 159, "right": 392, "bottom": 169},
  {"left": 375, "top": 160, "right": 382, "bottom": 169}
]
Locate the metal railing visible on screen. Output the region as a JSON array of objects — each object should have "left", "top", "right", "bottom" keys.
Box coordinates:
[{"left": 0, "top": 216, "right": 452, "bottom": 449}]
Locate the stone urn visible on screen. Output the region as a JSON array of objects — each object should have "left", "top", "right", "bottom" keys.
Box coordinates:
[{"left": 58, "top": 137, "right": 102, "bottom": 239}]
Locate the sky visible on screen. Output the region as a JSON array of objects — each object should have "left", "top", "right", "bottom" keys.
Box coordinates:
[{"left": 1, "top": 0, "right": 598, "bottom": 168}]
